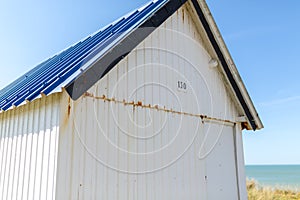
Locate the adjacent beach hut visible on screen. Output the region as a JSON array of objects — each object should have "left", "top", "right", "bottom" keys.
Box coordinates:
[{"left": 0, "top": 0, "right": 263, "bottom": 199}]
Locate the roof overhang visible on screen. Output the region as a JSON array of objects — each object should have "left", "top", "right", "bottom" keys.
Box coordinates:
[{"left": 191, "top": 0, "right": 263, "bottom": 130}]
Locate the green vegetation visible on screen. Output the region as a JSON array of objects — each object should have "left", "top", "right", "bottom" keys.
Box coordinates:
[{"left": 247, "top": 179, "right": 300, "bottom": 200}]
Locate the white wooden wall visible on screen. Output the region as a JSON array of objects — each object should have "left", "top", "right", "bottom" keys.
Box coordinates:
[
  {"left": 0, "top": 93, "right": 60, "bottom": 200},
  {"left": 56, "top": 3, "right": 247, "bottom": 200}
]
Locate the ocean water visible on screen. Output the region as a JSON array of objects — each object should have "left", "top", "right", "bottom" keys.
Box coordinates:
[{"left": 245, "top": 165, "right": 300, "bottom": 190}]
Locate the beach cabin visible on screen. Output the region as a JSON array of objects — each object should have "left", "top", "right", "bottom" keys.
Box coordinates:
[{"left": 0, "top": 0, "right": 263, "bottom": 199}]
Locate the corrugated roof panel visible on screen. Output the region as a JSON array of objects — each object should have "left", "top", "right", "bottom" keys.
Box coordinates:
[{"left": 0, "top": 0, "right": 169, "bottom": 111}]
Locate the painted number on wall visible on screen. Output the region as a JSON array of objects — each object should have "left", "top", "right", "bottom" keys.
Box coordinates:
[{"left": 177, "top": 81, "right": 187, "bottom": 92}]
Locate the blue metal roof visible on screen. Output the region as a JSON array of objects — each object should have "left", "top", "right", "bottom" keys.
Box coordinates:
[{"left": 0, "top": 0, "right": 189, "bottom": 111}]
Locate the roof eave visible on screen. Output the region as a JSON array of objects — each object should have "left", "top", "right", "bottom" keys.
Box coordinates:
[{"left": 192, "top": 0, "right": 263, "bottom": 131}]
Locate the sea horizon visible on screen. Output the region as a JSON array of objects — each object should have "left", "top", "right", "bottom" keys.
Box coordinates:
[{"left": 245, "top": 164, "right": 300, "bottom": 191}]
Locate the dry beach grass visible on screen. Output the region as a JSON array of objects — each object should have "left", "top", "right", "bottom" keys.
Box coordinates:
[{"left": 247, "top": 179, "right": 300, "bottom": 200}]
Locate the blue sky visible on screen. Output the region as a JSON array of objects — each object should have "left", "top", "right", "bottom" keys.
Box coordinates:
[
  {"left": 0, "top": 0, "right": 299, "bottom": 165},
  {"left": 206, "top": 0, "right": 300, "bottom": 165}
]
